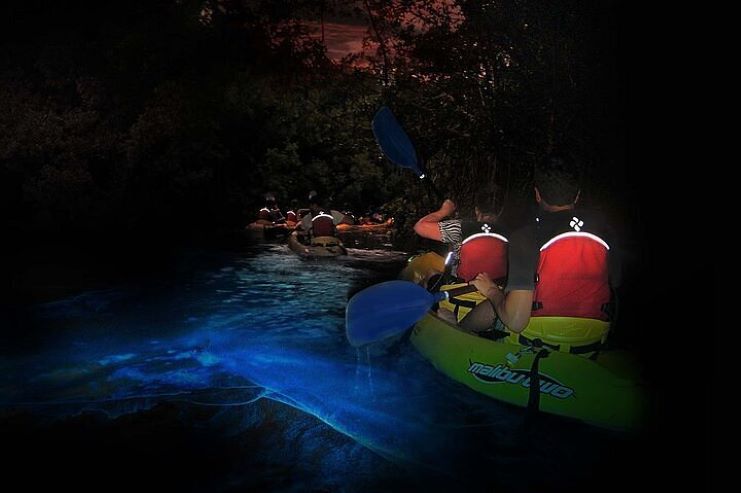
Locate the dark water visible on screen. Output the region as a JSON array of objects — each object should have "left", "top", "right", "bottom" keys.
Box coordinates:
[{"left": 1, "top": 237, "right": 651, "bottom": 492}]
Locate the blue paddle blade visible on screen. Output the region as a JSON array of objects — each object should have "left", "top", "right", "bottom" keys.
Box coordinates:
[
  {"left": 346, "top": 281, "right": 440, "bottom": 347},
  {"left": 371, "top": 106, "right": 424, "bottom": 177}
]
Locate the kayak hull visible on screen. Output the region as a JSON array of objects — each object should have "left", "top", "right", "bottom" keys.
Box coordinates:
[
  {"left": 402, "top": 252, "right": 646, "bottom": 430},
  {"left": 288, "top": 232, "right": 347, "bottom": 258},
  {"left": 246, "top": 222, "right": 290, "bottom": 240}
]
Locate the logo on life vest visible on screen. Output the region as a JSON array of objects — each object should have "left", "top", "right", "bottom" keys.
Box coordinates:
[
  {"left": 467, "top": 361, "right": 575, "bottom": 399},
  {"left": 481, "top": 223, "right": 491, "bottom": 233},
  {"left": 569, "top": 216, "right": 584, "bottom": 232}
]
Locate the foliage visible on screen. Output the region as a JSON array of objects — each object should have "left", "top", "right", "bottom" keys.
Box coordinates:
[{"left": 2, "top": 0, "right": 627, "bottom": 240}]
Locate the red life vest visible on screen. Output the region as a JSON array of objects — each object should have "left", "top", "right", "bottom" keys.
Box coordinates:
[
  {"left": 456, "top": 233, "right": 509, "bottom": 282},
  {"left": 286, "top": 210, "right": 297, "bottom": 222},
  {"left": 532, "top": 232, "right": 610, "bottom": 320},
  {"left": 258, "top": 207, "right": 272, "bottom": 221},
  {"left": 312, "top": 212, "right": 336, "bottom": 237}
]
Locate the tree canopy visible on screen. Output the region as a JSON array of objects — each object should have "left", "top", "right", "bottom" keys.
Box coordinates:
[{"left": 2, "top": 0, "right": 630, "bottom": 242}]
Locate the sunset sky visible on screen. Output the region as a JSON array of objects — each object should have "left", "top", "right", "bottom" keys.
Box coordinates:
[
  {"left": 302, "top": 0, "right": 462, "bottom": 64},
  {"left": 306, "top": 20, "right": 370, "bottom": 62}
]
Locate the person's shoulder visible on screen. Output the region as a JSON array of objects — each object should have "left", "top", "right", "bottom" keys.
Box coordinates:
[
  {"left": 507, "top": 218, "right": 537, "bottom": 246},
  {"left": 573, "top": 208, "right": 613, "bottom": 235}
]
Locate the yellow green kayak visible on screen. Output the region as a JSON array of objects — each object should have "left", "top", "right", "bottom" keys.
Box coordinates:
[{"left": 401, "top": 252, "right": 646, "bottom": 430}]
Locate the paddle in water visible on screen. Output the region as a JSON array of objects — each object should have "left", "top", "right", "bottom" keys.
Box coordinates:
[{"left": 346, "top": 280, "right": 478, "bottom": 347}]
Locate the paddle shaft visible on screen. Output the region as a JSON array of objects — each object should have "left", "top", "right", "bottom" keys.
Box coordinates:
[{"left": 423, "top": 176, "right": 444, "bottom": 203}]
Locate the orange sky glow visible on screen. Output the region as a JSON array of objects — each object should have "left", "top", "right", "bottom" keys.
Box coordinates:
[
  {"left": 303, "top": 0, "right": 463, "bottom": 64},
  {"left": 304, "top": 20, "right": 371, "bottom": 64}
]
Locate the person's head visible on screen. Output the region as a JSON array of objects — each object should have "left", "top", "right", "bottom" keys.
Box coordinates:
[
  {"left": 534, "top": 152, "right": 580, "bottom": 209},
  {"left": 308, "top": 193, "right": 324, "bottom": 213},
  {"left": 473, "top": 188, "right": 504, "bottom": 222},
  {"left": 264, "top": 192, "right": 277, "bottom": 208}
]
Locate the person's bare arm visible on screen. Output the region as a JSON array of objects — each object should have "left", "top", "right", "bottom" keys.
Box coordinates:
[
  {"left": 470, "top": 273, "right": 533, "bottom": 333},
  {"left": 413, "top": 199, "right": 456, "bottom": 241}
]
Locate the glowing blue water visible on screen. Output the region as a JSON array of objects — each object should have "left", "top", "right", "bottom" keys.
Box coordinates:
[{"left": 1, "top": 243, "right": 628, "bottom": 491}]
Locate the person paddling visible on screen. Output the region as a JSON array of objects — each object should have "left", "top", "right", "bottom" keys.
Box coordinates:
[
  {"left": 414, "top": 190, "right": 509, "bottom": 284},
  {"left": 296, "top": 192, "right": 353, "bottom": 244},
  {"left": 255, "top": 193, "right": 286, "bottom": 226}
]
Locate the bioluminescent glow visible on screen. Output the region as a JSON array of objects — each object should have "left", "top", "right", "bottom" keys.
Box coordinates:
[{"left": 1, "top": 244, "right": 623, "bottom": 488}]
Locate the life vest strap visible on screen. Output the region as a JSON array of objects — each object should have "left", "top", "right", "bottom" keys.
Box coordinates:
[
  {"left": 449, "top": 298, "right": 478, "bottom": 309},
  {"left": 601, "top": 302, "right": 614, "bottom": 320},
  {"left": 533, "top": 300, "right": 613, "bottom": 321},
  {"left": 450, "top": 297, "right": 478, "bottom": 320}
]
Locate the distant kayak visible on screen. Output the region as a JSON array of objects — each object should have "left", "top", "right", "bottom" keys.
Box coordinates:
[
  {"left": 287, "top": 231, "right": 347, "bottom": 258},
  {"left": 336, "top": 218, "right": 394, "bottom": 234},
  {"left": 245, "top": 222, "right": 291, "bottom": 240}
]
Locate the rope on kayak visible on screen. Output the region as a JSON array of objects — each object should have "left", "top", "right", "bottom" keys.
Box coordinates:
[{"left": 524, "top": 338, "right": 550, "bottom": 424}]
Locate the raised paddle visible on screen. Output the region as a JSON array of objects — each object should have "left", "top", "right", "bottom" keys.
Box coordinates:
[
  {"left": 346, "top": 280, "right": 478, "bottom": 347},
  {"left": 371, "top": 106, "right": 443, "bottom": 201}
]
